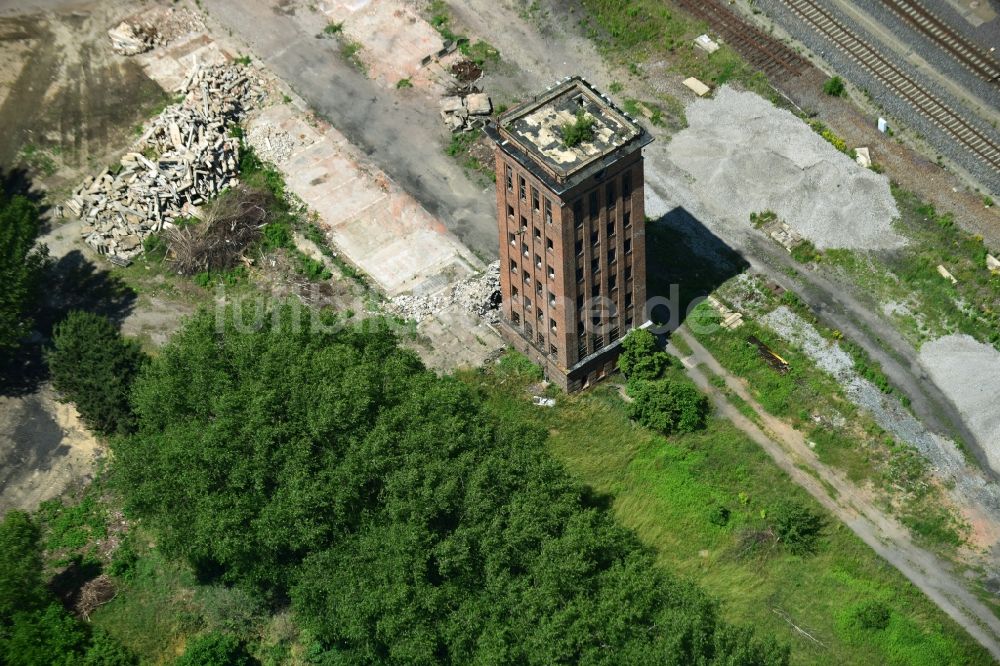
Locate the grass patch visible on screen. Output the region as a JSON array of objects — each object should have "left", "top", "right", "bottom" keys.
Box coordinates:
[
  {"left": 459, "top": 39, "right": 500, "bottom": 67},
  {"left": 340, "top": 40, "right": 366, "bottom": 73},
  {"left": 458, "top": 363, "right": 991, "bottom": 665},
  {"left": 323, "top": 21, "right": 343, "bottom": 35},
  {"left": 17, "top": 143, "right": 58, "bottom": 177},
  {"left": 395, "top": 77, "right": 413, "bottom": 89},
  {"left": 427, "top": 1, "right": 501, "bottom": 70},
  {"left": 90, "top": 534, "right": 203, "bottom": 662},
  {"left": 578, "top": 0, "right": 777, "bottom": 102},
  {"left": 824, "top": 185, "right": 1000, "bottom": 351}
]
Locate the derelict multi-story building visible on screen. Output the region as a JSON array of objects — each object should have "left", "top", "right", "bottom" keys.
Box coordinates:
[{"left": 485, "top": 77, "right": 653, "bottom": 391}]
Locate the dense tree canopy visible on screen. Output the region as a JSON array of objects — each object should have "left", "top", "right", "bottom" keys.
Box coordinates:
[
  {"left": 46, "top": 311, "right": 146, "bottom": 435},
  {"left": 113, "top": 304, "right": 788, "bottom": 664},
  {"left": 0, "top": 193, "right": 47, "bottom": 356}
]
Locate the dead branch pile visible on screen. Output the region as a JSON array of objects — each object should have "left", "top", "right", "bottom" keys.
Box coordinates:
[
  {"left": 68, "top": 62, "right": 265, "bottom": 263},
  {"left": 165, "top": 186, "right": 269, "bottom": 275},
  {"left": 76, "top": 575, "right": 116, "bottom": 619}
]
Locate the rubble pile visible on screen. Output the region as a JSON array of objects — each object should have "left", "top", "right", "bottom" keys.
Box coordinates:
[
  {"left": 108, "top": 8, "right": 204, "bottom": 55},
  {"left": 390, "top": 261, "right": 501, "bottom": 323},
  {"left": 108, "top": 20, "right": 156, "bottom": 55},
  {"left": 439, "top": 90, "right": 492, "bottom": 132},
  {"left": 68, "top": 64, "right": 265, "bottom": 262},
  {"left": 245, "top": 122, "right": 304, "bottom": 164}
]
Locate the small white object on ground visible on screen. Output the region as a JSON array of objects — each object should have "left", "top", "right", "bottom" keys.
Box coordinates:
[
  {"left": 855, "top": 146, "right": 871, "bottom": 168},
  {"left": 682, "top": 77, "right": 711, "bottom": 97},
  {"left": 694, "top": 34, "right": 720, "bottom": 54}
]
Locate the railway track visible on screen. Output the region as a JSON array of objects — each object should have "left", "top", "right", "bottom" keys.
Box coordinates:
[
  {"left": 672, "top": 0, "right": 812, "bottom": 81},
  {"left": 879, "top": 0, "right": 1000, "bottom": 84},
  {"left": 780, "top": 0, "right": 1000, "bottom": 177}
]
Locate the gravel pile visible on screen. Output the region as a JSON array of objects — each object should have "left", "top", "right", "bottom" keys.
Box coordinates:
[
  {"left": 389, "top": 261, "right": 500, "bottom": 323},
  {"left": 245, "top": 123, "right": 305, "bottom": 164},
  {"left": 920, "top": 334, "right": 1000, "bottom": 473},
  {"left": 666, "top": 87, "right": 902, "bottom": 250},
  {"left": 756, "top": 0, "right": 1000, "bottom": 195},
  {"left": 762, "top": 306, "right": 1000, "bottom": 517}
]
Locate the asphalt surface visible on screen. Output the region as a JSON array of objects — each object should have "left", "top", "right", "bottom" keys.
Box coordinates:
[{"left": 201, "top": 0, "right": 497, "bottom": 260}]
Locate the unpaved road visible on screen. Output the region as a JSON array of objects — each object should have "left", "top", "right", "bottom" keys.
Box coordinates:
[{"left": 671, "top": 327, "right": 1000, "bottom": 660}]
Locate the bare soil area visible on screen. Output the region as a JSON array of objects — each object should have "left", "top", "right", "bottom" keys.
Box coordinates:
[
  {"left": 0, "top": 385, "right": 101, "bottom": 515},
  {"left": 0, "top": 2, "right": 171, "bottom": 197}
]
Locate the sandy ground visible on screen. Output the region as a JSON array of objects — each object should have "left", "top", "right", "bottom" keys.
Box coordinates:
[
  {"left": 666, "top": 88, "right": 902, "bottom": 250},
  {"left": 0, "top": 385, "right": 101, "bottom": 514},
  {"left": 921, "top": 334, "right": 1000, "bottom": 474}
]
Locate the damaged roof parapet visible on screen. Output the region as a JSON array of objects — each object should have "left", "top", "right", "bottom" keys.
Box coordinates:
[{"left": 485, "top": 76, "right": 652, "bottom": 190}]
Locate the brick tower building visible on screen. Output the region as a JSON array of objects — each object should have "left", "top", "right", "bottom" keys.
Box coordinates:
[{"left": 485, "top": 77, "right": 652, "bottom": 391}]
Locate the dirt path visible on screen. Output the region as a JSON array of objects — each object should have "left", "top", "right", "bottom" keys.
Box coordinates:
[{"left": 670, "top": 326, "right": 1000, "bottom": 660}]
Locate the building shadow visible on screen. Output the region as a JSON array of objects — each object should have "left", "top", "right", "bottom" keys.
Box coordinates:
[{"left": 644, "top": 206, "right": 749, "bottom": 330}]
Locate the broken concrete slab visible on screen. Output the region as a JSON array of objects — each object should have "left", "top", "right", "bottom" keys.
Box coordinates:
[{"left": 465, "top": 92, "right": 492, "bottom": 115}]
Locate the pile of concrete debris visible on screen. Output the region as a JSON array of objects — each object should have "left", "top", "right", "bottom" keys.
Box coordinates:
[
  {"left": 108, "top": 8, "right": 204, "bottom": 56},
  {"left": 440, "top": 90, "right": 492, "bottom": 132},
  {"left": 245, "top": 122, "right": 304, "bottom": 165},
  {"left": 390, "top": 262, "right": 501, "bottom": 323},
  {"left": 68, "top": 63, "right": 265, "bottom": 263}
]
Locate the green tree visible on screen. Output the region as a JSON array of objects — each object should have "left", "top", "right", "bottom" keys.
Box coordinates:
[
  {"left": 561, "top": 110, "right": 595, "bottom": 147},
  {"left": 0, "top": 193, "right": 47, "bottom": 356},
  {"left": 1, "top": 604, "right": 88, "bottom": 666},
  {"left": 46, "top": 311, "right": 146, "bottom": 436},
  {"left": 114, "top": 304, "right": 787, "bottom": 664},
  {"left": 0, "top": 511, "right": 47, "bottom": 622},
  {"left": 174, "top": 633, "right": 256, "bottom": 666},
  {"left": 617, "top": 328, "right": 671, "bottom": 380},
  {"left": 626, "top": 377, "right": 709, "bottom": 434},
  {"left": 0, "top": 510, "right": 134, "bottom": 665}
]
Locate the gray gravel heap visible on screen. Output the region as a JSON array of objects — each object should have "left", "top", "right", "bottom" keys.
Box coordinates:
[
  {"left": 761, "top": 306, "right": 1000, "bottom": 517},
  {"left": 666, "top": 87, "right": 903, "bottom": 250},
  {"left": 920, "top": 334, "right": 1000, "bottom": 473}
]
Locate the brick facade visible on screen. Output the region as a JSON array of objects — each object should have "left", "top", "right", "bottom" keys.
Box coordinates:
[{"left": 486, "top": 77, "right": 651, "bottom": 391}]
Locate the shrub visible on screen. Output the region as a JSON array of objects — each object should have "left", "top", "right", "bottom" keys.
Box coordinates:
[
  {"left": 108, "top": 537, "right": 139, "bottom": 582},
  {"left": 561, "top": 110, "right": 595, "bottom": 147},
  {"left": 626, "top": 377, "right": 709, "bottom": 434},
  {"left": 790, "top": 239, "right": 821, "bottom": 264},
  {"left": 849, "top": 600, "right": 891, "bottom": 631},
  {"left": 769, "top": 499, "right": 824, "bottom": 554},
  {"left": 174, "top": 633, "right": 255, "bottom": 666},
  {"left": 709, "top": 505, "right": 731, "bottom": 527},
  {"left": 823, "top": 76, "right": 845, "bottom": 96},
  {"left": 618, "top": 328, "right": 671, "bottom": 380},
  {"left": 262, "top": 221, "right": 292, "bottom": 250},
  {"left": 46, "top": 311, "right": 146, "bottom": 436}
]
